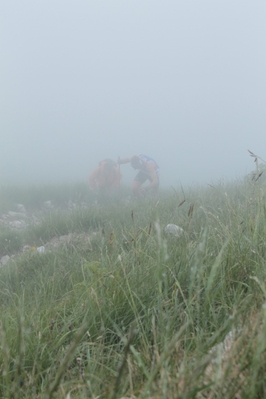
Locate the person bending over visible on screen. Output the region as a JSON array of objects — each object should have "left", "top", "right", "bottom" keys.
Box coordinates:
[
  {"left": 89, "top": 159, "right": 122, "bottom": 199},
  {"left": 118, "top": 154, "right": 159, "bottom": 196}
]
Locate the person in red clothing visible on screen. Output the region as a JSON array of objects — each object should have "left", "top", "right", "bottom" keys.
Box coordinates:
[
  {"left": 118, "top": 154, "right": 159, "bottom": 196},
  {"left": 89, "top": 159, "right": 122, "bottom": 199}
]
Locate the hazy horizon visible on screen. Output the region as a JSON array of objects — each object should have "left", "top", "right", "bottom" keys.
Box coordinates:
[{"left": 1, "top": 1, "right": 265, "bottom": 188}]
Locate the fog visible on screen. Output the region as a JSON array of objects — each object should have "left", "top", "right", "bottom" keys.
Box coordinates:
[{"left": 1, "top": 1, "right": 266, "bottom": 188}]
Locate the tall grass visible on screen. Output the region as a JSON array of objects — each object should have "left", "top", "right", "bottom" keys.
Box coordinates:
[{"left": 0, "top": 177, "right": 266, "bottom": 398}]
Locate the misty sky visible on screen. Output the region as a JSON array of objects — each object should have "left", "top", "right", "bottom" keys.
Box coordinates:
[{"left": 1, "top": 1, "right": 266, "bottom": 187}]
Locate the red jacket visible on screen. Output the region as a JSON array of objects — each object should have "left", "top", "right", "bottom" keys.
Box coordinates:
[{"left": 89, "top": 162, "right": 122, "bottom": 191}]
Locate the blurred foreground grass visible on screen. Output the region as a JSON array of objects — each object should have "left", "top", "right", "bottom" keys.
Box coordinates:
[{"left": 1, "top": 178, "right": 266, "bottom": 398}]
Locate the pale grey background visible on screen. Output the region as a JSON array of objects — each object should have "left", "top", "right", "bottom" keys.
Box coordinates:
[{"left": 1, "top": 1, "right": 265, "bottom": 187}]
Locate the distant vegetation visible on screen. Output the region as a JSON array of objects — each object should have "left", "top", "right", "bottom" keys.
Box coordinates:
[{"left": 1, "top": 170, "right": 266, "bottom": 398}]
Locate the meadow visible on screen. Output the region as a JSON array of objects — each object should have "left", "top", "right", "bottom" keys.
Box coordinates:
[{"left": 1, "top": 171, "right": 266, "bottom": 398}]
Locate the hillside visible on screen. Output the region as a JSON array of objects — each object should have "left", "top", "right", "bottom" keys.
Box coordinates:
[{"left": 1, "top": 178, "right": 266, "bottom": 398}]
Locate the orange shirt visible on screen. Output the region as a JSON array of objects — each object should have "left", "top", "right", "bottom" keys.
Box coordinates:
[{"left": 89, "top": 163, "right": 122, "bottom": 191}]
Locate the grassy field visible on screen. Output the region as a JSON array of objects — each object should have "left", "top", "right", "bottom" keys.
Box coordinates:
[{"left": 1, "top": 175, "right": 266, "bottom": 398}]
